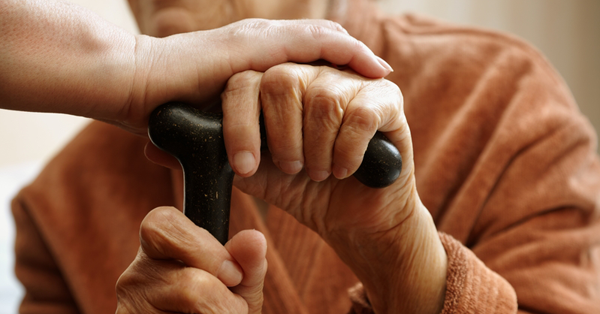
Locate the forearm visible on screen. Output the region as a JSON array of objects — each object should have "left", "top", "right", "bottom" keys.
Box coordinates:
[
  {"left": 0, "top": 0, "right": 136, "bottom": 120},
  {"left": 327, "top": 195, "right": 447, "bottom": 314},
  {"left": 1, "top": 2, "right": 392, "bottom": 136}
]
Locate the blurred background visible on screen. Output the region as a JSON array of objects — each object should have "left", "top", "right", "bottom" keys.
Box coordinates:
[{"left": 1, "top": 0, "right": 598, "bottom": 312}]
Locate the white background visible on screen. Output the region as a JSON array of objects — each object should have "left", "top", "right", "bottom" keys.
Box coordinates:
[{"left": 1, "top": 0, "right": 598, "bottom": 313}]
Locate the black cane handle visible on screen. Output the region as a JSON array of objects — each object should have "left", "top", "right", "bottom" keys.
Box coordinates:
[{"left": 148, "top": 103, "right": 402, "bottom": 244}]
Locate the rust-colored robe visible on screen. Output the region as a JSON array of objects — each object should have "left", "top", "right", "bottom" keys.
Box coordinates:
[{"left": 11, "top": 0, "right": 600, "bottom": 313}]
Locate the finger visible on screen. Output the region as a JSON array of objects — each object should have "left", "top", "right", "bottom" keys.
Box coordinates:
[
  {"left": 333, "top": 79, "right": 404, "bottom": 179},
  {"left": 139, "top": 206, "right": 243, "bottom": 287},
  {"left": 130, "top": 257, "right": 247, "bottom": 314},
  {"left": 116, "top": 261, "right": 165, "bottom": 313},
  {"left": 222, "top": 71, "right": 263, "bottom": 177},
  {"left": 226, "top": 230, "right": 268, "bottom": 314},
  {"left": 116, "top": 253, "right": 174, "bottom": 314},
  {"left": 225, "top": 19, "right": 393, "bottom": 79},
  {"left": 260, "top": 63, "right": 316, "bottom": 174},
  {"left": 302, "top": 68, "right": 353, "bottom": 181},
  {"left": 151, "top": 268, "right": 247, "bottom": 313}
]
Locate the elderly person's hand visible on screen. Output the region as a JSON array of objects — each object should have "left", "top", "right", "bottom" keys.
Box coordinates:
[
  {"left": 116, "top": 207, "right": 267, "bottom": 314},
  {"left": 139, "top": 63, "right": 446, "bottom": 313},
  {"left": 221, "top": 64, "right": 446, "bottom": 314},
  {"left": 1, "top": 0, "right": 392, "bottom": 136}
]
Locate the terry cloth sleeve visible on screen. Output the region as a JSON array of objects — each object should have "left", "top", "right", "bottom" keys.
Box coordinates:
[
  {"left": 10, "top": 122, "right": 176, "bottom": 314},
  {"left": 345, "top": 12, "right": 600, "bottom": 314},
  {"left": 347, "top": 233, "right": 517, "bottom": 314}
]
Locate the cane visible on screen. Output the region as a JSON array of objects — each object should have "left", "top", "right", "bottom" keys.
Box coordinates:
[{"left": 148, "top": 103, "right": 402, "bottom": 244}]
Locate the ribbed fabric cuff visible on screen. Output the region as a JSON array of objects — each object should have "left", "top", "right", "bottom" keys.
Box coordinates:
[
  {"left": 438, "top": 232, "right": 517, "bottom": 314},
  {"left": 348, "top": 232, "right": 517, "bottom": 313}
]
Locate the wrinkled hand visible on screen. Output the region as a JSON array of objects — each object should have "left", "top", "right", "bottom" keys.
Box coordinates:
[
  {"left": 219, "top": 63, "right": 408, "bottom": 238},
  {"left": 116, "top": 207, "right": 267, "bottom": 314},
  {"left": 219, "top": 64, "right": 446, "bottom": 314},
  {"left": 145, "top": 63, "right": 446, "bottom": 313}
]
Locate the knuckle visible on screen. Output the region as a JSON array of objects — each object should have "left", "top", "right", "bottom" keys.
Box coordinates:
[
  {"left": 248, "top": 18, "right": 271, "bottom": 28},
  {"left": 115, "top": 271, "right": 133, "bottom": 295},
  {"left": 305, "top": 24, "right": 329, "bottom": 39},
  {"left": 223, "top": 70, "right": 262, "bottom": 99},
  {"left": 115, "top": 268, "right": 147, "bottom": 313},
  {"left": 375, "top": 79, "right": 403, "bottom": 106},
  {"left": 234, "top": 18, "right": 270, "bottom": 31},
  {"left": 140, "top": 215, "right": 161, "bottom": 241},
  {"left": 261, "top": 64, "right": 299, "bottom": 95},
  {"left": 178, "top": 270, "right": 224, "bottom": 312},
  {"left": 385, "top": 80, "right": 403, "bottom": 103},
  {"left": 139, "top": 207, "right": 176, "bottom": 254},
  {"left": 227, "top": 70, "right": 261, "bottom": 87},
  {"left": 326, "top": 20, "right": 346, "bottom": 33},
  {"left": 115, "top": 254, "right": 156, "bottom": 293},
  {"left": 345, "top": 106, "right": 380, "bottom": 134},
  {"left": 227, "top": 19, "right": 273, "bottom": 42},
  {"left": 178, "top": 271, "right": 206, "bottom": 306},
  {"left": 145, "top": 206, "right": 177, "bottom": 226},
  {"left": 306, "top": 86, "right": 344, "bottom": 123}
]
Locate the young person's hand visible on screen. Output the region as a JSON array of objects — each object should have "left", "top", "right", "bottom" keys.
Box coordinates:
[{"left": 1, "top": 0, "right": 392, "bottom": 136}]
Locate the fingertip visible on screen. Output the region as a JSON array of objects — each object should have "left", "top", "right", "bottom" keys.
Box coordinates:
[
  {"left": 233, "top": 151, "right": 259, "bottom": 177},
  {"left": 376, "top": 56, "right": 394, "bottom": 73},
  {"left": 218, "top": 259, "right": 244, "bottom": 287},
  {"left": 226, "top": 230, "right": 268, "bottom": 271},
  {"left": 232, "top": 230, "right": 268, "bottom": 287},
  {"left": 346, "top": 47, "right": 392, "bottom": 79},
  {"left": 307, "top": 169, "right": 331, "bottom": 182},
  {"left": 275, "top": 159, "right": 304, "bottom": 175},
  {"left": 348, "top": 58, "right": 392, "bottom": 79},
  {"left": 236, "top": 230, "right": 267, "bottom": 258},
  {"left": 332, "top": 164, "right": 349, "bottom": 180}
]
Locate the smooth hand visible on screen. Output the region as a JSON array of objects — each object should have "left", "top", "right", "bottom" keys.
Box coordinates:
[
  {"left": 1, "top": 0, "right": 391, "bottom": 134},
  {"left": 120, "top": 19, "right": 393, "bottom": 136},
  {"left": 221, "top": 64, "right": 447, "bottom": 314},
  {"left": 115, "top": 207, "right": 267, "bottom": 314}
]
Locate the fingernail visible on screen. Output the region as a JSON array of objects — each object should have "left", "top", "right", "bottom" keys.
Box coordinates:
[
  {"left": 218, "top": 260, "right": 243, "bottom": 286},
  {"left": 279, "top": 160, "right": 303, "bottom": 174},
  {"left": 333, "top": 165, "right": 348, "bottom": 179},
  {"left": 376, "top": 56, "right": 394, "bottom": 73},
  {"left": 309, "top": 169, "right": 330, "bottom": 182},
  {"left": 234, "top": 151, "right": 256, "bottom": 175}
]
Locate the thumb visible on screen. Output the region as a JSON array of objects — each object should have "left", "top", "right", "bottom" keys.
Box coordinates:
[{"left": 225, "top": 230, "right": 268, "bottom": 314}]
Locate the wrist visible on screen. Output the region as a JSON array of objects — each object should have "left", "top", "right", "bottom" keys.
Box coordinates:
[
  {"left": 123, "top": 31, "right": 232, "bottom": 135},
  {"left": 326, "top": 196, "right": 447, "bottom": 314}
]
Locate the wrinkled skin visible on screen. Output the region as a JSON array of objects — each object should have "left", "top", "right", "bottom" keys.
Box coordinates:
[
  {"left": 116, "top": 208, "right": 267, "bottom": 314},
  {"left": 116, "top": 1, "right": 448, "bottom": 314}
]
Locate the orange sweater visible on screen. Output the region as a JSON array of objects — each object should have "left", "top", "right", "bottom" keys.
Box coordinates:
[{"left": 12, "top": 0, "right": 600, "bottom": 313}]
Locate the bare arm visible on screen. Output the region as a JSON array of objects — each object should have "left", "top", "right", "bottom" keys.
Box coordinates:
[
  {"left": 0, "top": 0, "right": 392, "bottom": 136},
  {"left": 0, "top": 0, "right": 136, "bottom": 118}
]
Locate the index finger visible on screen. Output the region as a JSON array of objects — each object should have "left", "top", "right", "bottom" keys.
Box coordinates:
[
  {"left": 224, "top": 19, "right": 393, "bottom": 79},
  {"left": 139, "top": 206, "right": 243, "bottom": 287}
]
